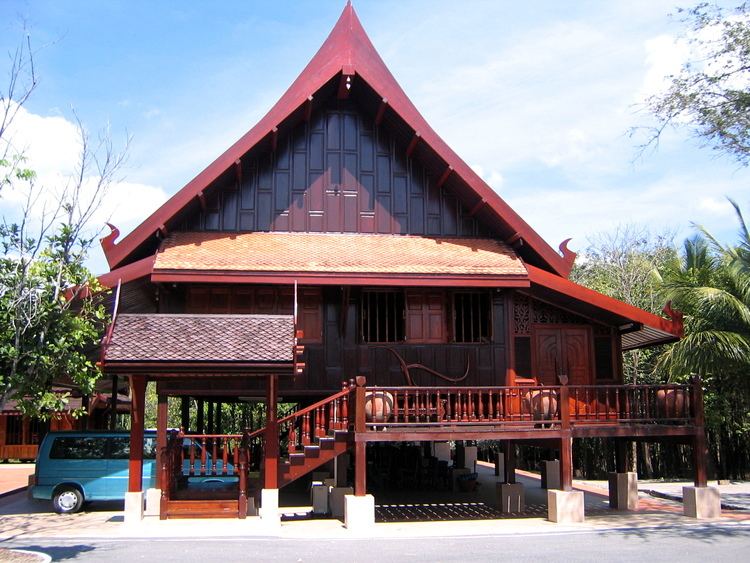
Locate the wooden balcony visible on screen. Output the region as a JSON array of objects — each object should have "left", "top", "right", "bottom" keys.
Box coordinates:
[{"left": 355, "top": 379, "right": 702, "bottom": 442}]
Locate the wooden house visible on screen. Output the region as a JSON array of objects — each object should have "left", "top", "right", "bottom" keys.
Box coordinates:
[{"left": 98, "top": 3, "right": 713, "bottom": 524}]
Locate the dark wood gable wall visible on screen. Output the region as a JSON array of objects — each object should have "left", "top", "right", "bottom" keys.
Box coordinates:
[{"left": 179, "top": 100, "right": 488, "bottom": 237}]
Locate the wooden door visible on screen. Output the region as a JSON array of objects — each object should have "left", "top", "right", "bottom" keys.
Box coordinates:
[{"left": 532, "top": 326, "right": 592, "bottom": 385}]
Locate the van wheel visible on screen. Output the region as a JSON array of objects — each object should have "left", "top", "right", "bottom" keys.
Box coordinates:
[{"left": 52, "top": 486, "right": 84, "bottom": 514}]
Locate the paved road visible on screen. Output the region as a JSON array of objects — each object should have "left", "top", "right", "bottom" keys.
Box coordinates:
[{"left": 3, "top": 523, "right": 750, "bottom": 562}]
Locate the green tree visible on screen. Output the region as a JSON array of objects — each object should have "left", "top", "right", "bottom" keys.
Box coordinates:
[
  {"left": 657, "top": 202, "right": 750, "bottom": 478},
  {"left": 638, "top": 2, "right": 750, "bottom": 165},
  {"left": 0, "top": 34, "right": 127, "bottom": 418}
]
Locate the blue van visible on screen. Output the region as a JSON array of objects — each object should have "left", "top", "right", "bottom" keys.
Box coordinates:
[
  {"left": 32, "top": 431, "right": 158, "bottom": 513},
  {"left": 33, "top": 431, "right": 238, "bottom": 513}
]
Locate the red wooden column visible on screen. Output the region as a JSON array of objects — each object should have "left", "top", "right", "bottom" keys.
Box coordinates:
[
  {"left": 559, "top": 383, "right": 573, "bottom": 491},
  {"left": 504, "top": 441, "right": 516, "bottom": 484},
  {"left": 354, "top": 376, "right": 367, "bottom": 496},
  {"left": 128, "top": 375, "right": 147, "bottom": 493},
  {"left": 692, "top": 375, "right": 708, "bottom": 487},
  {"left": 264, "top": 375, "right": 279, "bottom": 489},
  {"left": 155, "top": 390, "right": 168, "bottom": 490}
]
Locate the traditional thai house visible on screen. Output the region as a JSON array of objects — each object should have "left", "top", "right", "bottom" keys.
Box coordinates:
[{"left": 98, "top": 3, "right": 716, "bottom": 525}]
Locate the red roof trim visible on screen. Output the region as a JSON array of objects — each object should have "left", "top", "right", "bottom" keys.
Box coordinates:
[
  {"left": 103, "top": 3, "right": 568, "bottom": 277},
  {"left": 151, "top": 270, "right": 530, "bottom": 288},
  {"left": 97, "top": 255, "right": 155, "bottom": 288},
  {"left": 525, "top": 264, "right": 683, "bottom": 337}
]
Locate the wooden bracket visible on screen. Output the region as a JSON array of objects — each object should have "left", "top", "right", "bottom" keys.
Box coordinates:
[
  {"left": 197, "top": 191, "right": 207, "bottom": 211},
  {"left": 436, "top": 165, "right": 453, "bottom": 189},
  {"left": 338, "top": 69, "right": 354, "bottom": 99},
  {"left": 507, "top": 233, "right": 523, "bottom": 249},
  {"left": 469, "top": 198, "right": 487, "bottom": 217},
  {"left": 234, "top": 159, "right": 243, "bottom": 187},
  {"left": 375, "top": 98, "right": 388, "bottom": 126},
  {"left": 303, "top": 95, "right": 314, "bottom": 122},
  {"left": 157, "top": 224, "right": 168, "bottom": 239},
  {"left": 406, "top": 132, "right": 421, "bottom": 158},
  {"left": 271, "top": 127, "right": 279, "bottom": 152}
]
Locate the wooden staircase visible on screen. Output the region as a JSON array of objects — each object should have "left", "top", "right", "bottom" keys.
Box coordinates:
[
  {"left": 164, "top": 499, "right": 241, "bottom": 519},
  {"left": 279, "top": 428, "right": 351, "bottom": 487}
]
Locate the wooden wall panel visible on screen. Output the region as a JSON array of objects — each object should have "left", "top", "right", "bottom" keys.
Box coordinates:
[{"left": 181, "top": 100, "right": 486, "bottom": 237}]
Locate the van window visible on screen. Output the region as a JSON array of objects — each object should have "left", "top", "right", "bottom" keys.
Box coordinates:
[
  {"left": 108, "top": 437, "right": 157, "bottom": 460},
  {"left": 50, "top": 437, "right": 106, "bottom": 459}
]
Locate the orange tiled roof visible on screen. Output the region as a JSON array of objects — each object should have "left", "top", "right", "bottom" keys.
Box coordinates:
[{"left": 153, "top": 232, "right": 528, "bottom": 277}]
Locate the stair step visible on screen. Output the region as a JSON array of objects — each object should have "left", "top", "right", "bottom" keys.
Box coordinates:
[{"left": 165, "top": 499, "right": 239, "bottom": 519}]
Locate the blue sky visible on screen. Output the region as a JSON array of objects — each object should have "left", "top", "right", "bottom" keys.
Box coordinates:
[{"left": 1, "top": 0, "right": 748, "bottom": 273}]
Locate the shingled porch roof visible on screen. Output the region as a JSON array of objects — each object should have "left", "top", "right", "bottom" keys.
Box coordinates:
[
  {"left": 151, "top": 232, "right": 530, "bottom": 287},
  {"left": 103, "top": 313, "right": 295, "bottom": 374}
]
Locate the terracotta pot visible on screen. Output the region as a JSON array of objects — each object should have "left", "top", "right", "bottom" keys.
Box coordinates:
[
  {"left": 523, "top": 390, "right": 558, "bottom": 420},
  {"left": 656, "top": 389, "right": 687, "bottom": 418},
  {"left": 365, "top": 391, "right": 394, "bottom": 423}
]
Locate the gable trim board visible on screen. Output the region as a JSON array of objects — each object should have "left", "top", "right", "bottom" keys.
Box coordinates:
[{"left": 99, "top": 3, "right": 571, "bottom": 277}]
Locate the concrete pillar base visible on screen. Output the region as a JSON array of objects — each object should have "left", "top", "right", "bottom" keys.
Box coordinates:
[
  {"left": 542, "top": 460, "right": 560, "bottom": 490},
  {"left": 434, "top": 442, "right": 451, "bottom": 464},
  {"left": 329, "top": 486, "right": 353, "bottom": 520},
  {"left": 124, "top": 491, "right": 144, "bottom": 524},
  {"left": 464, "top": 445, "right": 478, "bottom": 472},
  {"left": 608, "top": 472, "right": 638, "bottom": 511},
  {"left": 259, "top": 488, "right": 280, "bottom": 524},
  {"left": 496, "top": 482, "right": 525, "bottom": 513},
  {"left": 144, "top": 488, "right": 161, "bottom": 517},
  {"left": 344, "top": 494, "right": 375, "bottom": 530},
  {"left": 547, "top": 490, "right": 585, "bottom": 523},
  {"left": 683, "top": 486, "right": 721, "bottom": 519},
  {"left": 311, "top": 482, "right": 329, "bottom": 514}
]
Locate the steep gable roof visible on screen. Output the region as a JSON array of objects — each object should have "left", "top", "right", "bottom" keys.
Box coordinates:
[{"left": 101, "top": 2, "right": 573, "bottom": 276}]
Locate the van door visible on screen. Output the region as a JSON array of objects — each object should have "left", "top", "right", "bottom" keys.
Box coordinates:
[
  {"left": 47, "top": 436, "right": 109, "bottom": 500},
  {"left": 106, "top": 437, "right": 157, "bottom": 498}
]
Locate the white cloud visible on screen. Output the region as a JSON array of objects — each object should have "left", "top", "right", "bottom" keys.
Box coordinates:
[
  {"left": 1, "top": 103, "right": 168, "bottom": 271},
  {"left": 638, "top": 34, "right": 688, "bottom": 102}
]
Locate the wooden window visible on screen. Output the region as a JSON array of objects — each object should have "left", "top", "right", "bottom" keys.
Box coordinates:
[
  {"left": 406, "top": 290, "right": 446, "bottom": 343},
  {"left": 452, "top": 291, "right": 491, "bottom": 343},
  {"left": 5, "top": 415, "right": 22, "bottom": 445},
  {"left": 361, "top": 290, "right": 405, "bottom": 343}
]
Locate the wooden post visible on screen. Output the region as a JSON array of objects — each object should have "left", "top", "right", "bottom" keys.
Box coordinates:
[
  {"left": 354, "top": 376, "right": 367, "bottom": 496},
  {"left": 207, "top": 401, "right": 215, "bottom": 434},
  {"left": 505, "top": 441, "right": 516, "bottom": 484},
  {"left": 196, "top": 399, "right": 204, "bottom": 434},
  {"left": 215, "top": 401, "right": 222, "bottom": 435},
  {"left": 156, "top": 391, "right": 168, "bottom": 489},
  {"left": 128, "top": 375, "right": 147, "bottom": 493},
  {"left": 559, "top": 382, "right": 573, "bottom": 491},
  {"left": 180, "top": 397, "right": 190, "bottom": 431},
  {"left": 264, "top": 375, "right": 279, "bottom": 489},
  {"left": 81, "top": 395, "right": 90, "bottom": 430},
  {"left": 615, "top": 439, "right": 628, "bottom": 474},
  {"left": 110, "top": 374, "right": 119, "bottom": 430},
  {"left": 692, "top": 375, "right": 708, "bottom": 487}
]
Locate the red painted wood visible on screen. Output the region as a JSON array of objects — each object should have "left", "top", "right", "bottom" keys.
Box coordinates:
[{"left": 128, "top": 375, "right": 147, "bottom": 492}]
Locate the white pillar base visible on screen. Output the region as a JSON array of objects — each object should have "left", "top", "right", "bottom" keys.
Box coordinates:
[
  {"left": 259, "top": 488, "right": 280, "bottom": 524},
  {"left": 344, "top": 494, "right": 375, "bottom": 530},
  {"left": 144, "top": 488, "right": 161, "bottom": 517},
  {"left": 329, "top": 486, "right": 353, "bottom": 520},
  {"left": 547, "top": 490, "right": 584, "bottom": 523},
  {"left": 543, "top": 460, "right": 560, "bottom": 490},
  {"left": 434, "top": 442, "right": 451, "bottom": 464},
  {"left": 608, "top": 472, "right": 638, "bottom": 511},
  {"left": 683, "top": 486, "right": 721, "bottom": 519},
  {"left": 124, "top": 491, "right": 144, "bottom": 524},
  {"left": 496, "top": 482, "right": 525, "bottom": 513}
]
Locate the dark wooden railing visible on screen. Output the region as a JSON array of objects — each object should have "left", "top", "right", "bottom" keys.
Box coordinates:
[
  {"left": 277, "top": 382, "right": 354, "bottom": 454},
  {"left": 362, "top": 381, "right": 696, "bottom": 430}
]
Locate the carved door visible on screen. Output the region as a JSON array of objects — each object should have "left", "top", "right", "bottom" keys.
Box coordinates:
[{"left": 532, "top": 327, "right": 592, "bottom": 386}]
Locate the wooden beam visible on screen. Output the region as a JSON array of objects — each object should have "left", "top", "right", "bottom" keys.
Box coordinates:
[
  {"left": 270, "top": 127, "right": 278, "bottom": 153},
  {"left": 234, "top": 159, "right": 242, "bottom": 188},
  {"left": 156, "top": 393, "right": 168, "bottom": 489},
  {"left": 469, "top": 198, "right": 487, "bottom": 217},
  {"left": 127, "top": 375, "right": 147, "bottom": 493},
  {"left": 406, "top": 132, "right": 421, "bottom": 158},
  {"left": 303, "top": 95, "right": 314, "bottom": 122},
  {"left": 436, "top": 165, "right": 453, "bottom": 189},
  {"left": 375, "top": 98, "right": 388, "bottom": 126},
  {"left": 197, "top": 191, "right": 207, "bottom": 212}
]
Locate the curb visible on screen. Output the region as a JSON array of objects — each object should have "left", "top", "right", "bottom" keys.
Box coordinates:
[
  {"left": 641, "top": 489, "right": 747, "bottom": 511},
  {"left": 0, "top": 486, "right": 26, "bottom": 499}
]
